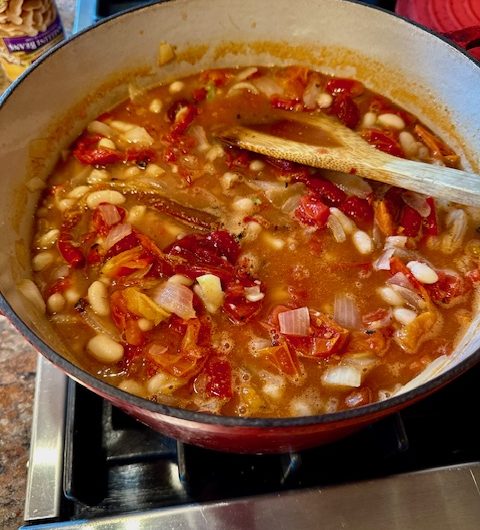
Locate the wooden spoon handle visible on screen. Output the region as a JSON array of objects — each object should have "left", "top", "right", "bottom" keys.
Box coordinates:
[
  {"left": 218, "top": 114, "right": 480, "bottom": 207},
  {"left": 370, "top": 157, "right": 480, "bottom": 207}
]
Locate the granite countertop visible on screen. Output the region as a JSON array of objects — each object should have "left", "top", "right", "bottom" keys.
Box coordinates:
[{"left": 0, "top": 3, "right": 75, "bottom": 528}]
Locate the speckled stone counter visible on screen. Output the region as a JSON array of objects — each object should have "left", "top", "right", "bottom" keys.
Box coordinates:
[
  {"left": 0, "top": 3, "right": 75, "bottom": 528},
  {"left": 0, "top": 317, "right": 37, "bottom": 529}
]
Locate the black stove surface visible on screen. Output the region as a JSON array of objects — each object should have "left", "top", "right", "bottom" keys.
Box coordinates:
[{"left": 59, "top": 363, "right": 480, "bottom": 521}]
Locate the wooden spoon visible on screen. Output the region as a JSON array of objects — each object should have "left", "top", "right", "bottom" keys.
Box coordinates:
[{"left": 216, "top": 111, "right": 480, "bottom": 207}]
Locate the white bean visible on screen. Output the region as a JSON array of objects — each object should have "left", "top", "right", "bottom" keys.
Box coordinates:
[
  {"left": 36, "top": 228, "right": 60, "bottom": 249},
  {"left": 232, "top": 197, "right": 255, "bottom": 214},
  {"left": 377, "top": 113, "right": 405, "bottom": 130},
  {"left": 205, "top": 145, "right": 224, "bottom": 161},
  {"left": 167, "top": 274, "right": 194, "bottom": 286},
  {"left": 243, "top": 221, "right": 262, "bottom": 242},
  {"left": 262, "top": 381, "right": 285, "bottom": 400},
  {"left": 316, "top": 92, "right": 333, "bottom": 109},
  {"left": 289, "top": 399, "right": 313, "bottom": 416},
  {"left": 220, "top": 171, "right": 240, "bottom": 190},
  {"left": 377, "top": 286, "right": 403, "bottom": 306},
  {"left": 87, "top": 334, "right": 124, "bottom": 364},
  {"left": 32, "top": 251, "right": 54, "bottom": 271},
  {"left": 98, "top": 137, "right": 117, "bottom": 150},
  {"left": 249, "top": 160, "right": 265, "bottom": 172},
  {"left": 352, "top": 230, "right": 373, "bottom": 255},
  {"left": 149, "top": 98, "right": 163, "bottom": 114},
  {"left": 361, "top": 111, "right": 377, "bottom": 128},
  {"left": 407, "top": 261, "right": 439, "bottom": 284},
  {"left": 262, "top": 232, "right": 285, "bottom": 250},
  {"left": 123, "top": 166, "right": 142, "bottom": 179},
  {"left": 87, "top": 120, "right": 114, "bottom": 138},
  {"left": 88, "top": 280, "right": 110, "bottom": 317},
  {"left": 86, "top": 190, "right": 125, "bottom": 209},
  {"left": 118, "top": 379, "right": 146, "bottom": 397},
  {"left": 110, "top": 120, "right": 135, "bottom": 133},
  {"left": 138, "top": 318, "right": 154, "bottom": 332},
  {"left": 64, "top": 288, "right": 82, "bottom": 305},
  {"left": 399, "top": 131, "right": 419, "bottom": 157},
  {"left": 393, "top": 307, "right": 417, "bottom": 325},
  {"left": 67, "top": 185, "right": 90, "bottom": 199},
  {"left": 58, "top": 198, "right": 75, "bottom": 211},
  {"left": 47, "top": 293, "right": 66, "bottom": 314},
  {"left": 144, "top": 163, "right": 165, "bottom": 178},
  {"left": 169, "top": 80, "right": 185, "bottom": 94},
  {"left": 330, "top": 207, "right": 356, "bottom": 235},
  {"left": 87, "top": 168, "right": 110, "bottom": 184},
  {"left": 146, "top": 372, "right": 182, "bottom": 395}
]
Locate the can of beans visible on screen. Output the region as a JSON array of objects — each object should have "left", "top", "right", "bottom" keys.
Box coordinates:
[{"left": 0, "top": 0, "right": 64, "bottom": 82}]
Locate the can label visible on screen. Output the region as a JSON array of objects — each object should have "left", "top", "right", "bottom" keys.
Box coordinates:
[
  {"left": 3, "top": 14, "right": 62, "bottom": 53},
  {"left": 0, "top": 1, "right": 65, "bottom": 81}
]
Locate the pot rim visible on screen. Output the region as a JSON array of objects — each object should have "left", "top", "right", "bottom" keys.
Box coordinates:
[
  {"left": 1, "top": 0, "right": 480, "bottom": 429},
  {"left": 3, "top": 293, "right": 480, "bottom": 427}
]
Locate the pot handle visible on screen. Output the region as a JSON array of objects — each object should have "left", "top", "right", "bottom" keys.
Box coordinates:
[{"left": 442, "top": 26, "right": 480, "bottom": 56}]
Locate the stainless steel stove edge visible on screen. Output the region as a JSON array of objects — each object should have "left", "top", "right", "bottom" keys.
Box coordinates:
[
  {"left": 20, "top": 459, "right": 480, "bottom": 529},
  {"left": 24, "top": 356, "right": 67, "bottom": 524}
]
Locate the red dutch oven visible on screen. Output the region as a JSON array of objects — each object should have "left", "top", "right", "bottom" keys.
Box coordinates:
[{"left": 1, "top": 0, "right": 480, "bottom": 453}]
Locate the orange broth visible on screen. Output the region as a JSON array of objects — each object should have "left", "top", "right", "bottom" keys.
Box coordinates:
[{"left": 31, "top": 66, "right": 480, "bottom": 417}]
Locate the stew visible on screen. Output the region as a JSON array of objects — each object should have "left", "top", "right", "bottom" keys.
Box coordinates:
[{"left": 29, "top": 65, "right": 480, "bottom": 417}]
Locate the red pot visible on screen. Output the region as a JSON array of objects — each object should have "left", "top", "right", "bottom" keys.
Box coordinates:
[{"left": 1, "top": 0, "right": 480, "bottom": 453}]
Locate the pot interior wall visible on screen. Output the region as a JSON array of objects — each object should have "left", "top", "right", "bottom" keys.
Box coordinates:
[{"left": 1, "top": 0, "right": 480, "bottom": 400}]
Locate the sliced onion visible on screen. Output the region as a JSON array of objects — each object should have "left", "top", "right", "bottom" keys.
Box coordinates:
[
  {"left": 327, "top": 213, "right": 347, "bottom": 243},
  {"left": 363, "top": 308, "right": 393, "bottom": 330},
  {"left": 442, "top": 209, "right": 468, "bottom": 254},
  {"left": 252, "top": 76, "right": 283, "bottom": 97},
  {"left": 248, "top": 180, "right": 305, "bottom": 210},
  {"left": 384, "top": 236, "right": 407, "bottom": 249},
  {"left": 322, "top": 365, "right": 362, "bottom": 387},
  {"left": 249, "top": 180, "right": 286, "bottom": 192},
  {"left": 390, "top": 284, "right": 427, "bottom": 310},
  {"left": 344, "top": 353, "right": 378, "bottom": 372},
  {"left": 372, "top": 222, "right": 383, "bottom": 247},
  {"left": 104, "top": 223, "right": 132, "bottom": 251},
  {"left": 387, "top": 272, "right": 413, "bottom": 289},
  {"left": 122, "top": 126, "right": 154, "bottom": 146},
  {"left": 248, "top": 337, "right": 272, "bottom": 356},
  {"left": 235, "top": 66, "right": 258, "bottom": 81},
  {"left": 152, "top": 283, "right": 196, "bottom": 320},
  {"left": 373, "top": 248, "right": 395, "bottom": 271},
  {"left": 325, "top": 172, "right": 372, "bottom": 199},
  {"left": 227, "top": 81, "right": 259, "bottom": 97},
  {"left": 333, "top": 294, "right": 361, "bottom": 329},
  {"left": 402, "top": 191, "right": 431, "bottom": 217},
  {"left": 281, "top": 194, "right": 302, "bottom": 213},
  {"left": 278, "top": 307, "right": 310, "bottom": 336},
  {"left": 189, "top": 125, "right": 210, "bottom": 152},
  {"left": 87, "top": 120, "right": 114, "bottom": 138},
  {"left": 80, "top": 306, "right": 120, "bottom": 341},
  {"left": 98, "top": 203, "right": 122, "bottom": 226}
]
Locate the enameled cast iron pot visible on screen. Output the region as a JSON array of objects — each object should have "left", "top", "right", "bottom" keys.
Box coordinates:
[{"left": 1, "top": 0, "right": 480, "bottom": 454}]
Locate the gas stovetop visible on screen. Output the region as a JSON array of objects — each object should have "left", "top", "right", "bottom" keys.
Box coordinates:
[
  {"left": 21, "top": 356, "right": 480, "bottom": 528},
  {"left": 21, "top": 2, "right": 480, "bottom": 528}
]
